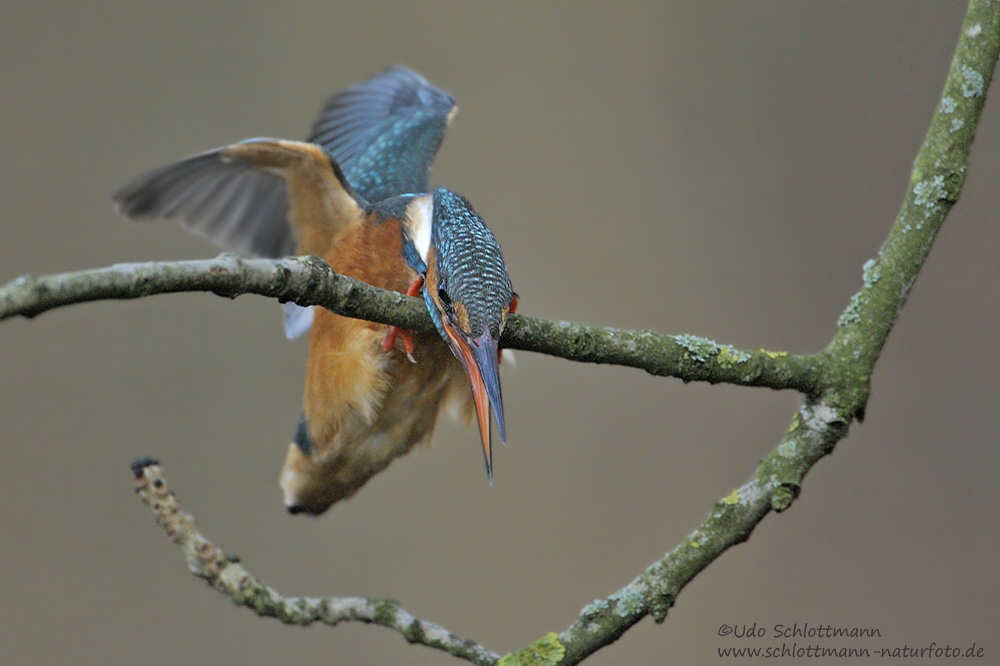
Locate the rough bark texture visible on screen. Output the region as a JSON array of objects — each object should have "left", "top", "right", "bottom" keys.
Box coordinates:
[{"left": 4, "top": 2, "right": 997, "bottom": 663}]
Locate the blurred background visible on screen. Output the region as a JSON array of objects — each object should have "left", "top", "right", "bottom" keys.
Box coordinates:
[{"left": 1, "top": 2, "right": 997, "bottom": 664}]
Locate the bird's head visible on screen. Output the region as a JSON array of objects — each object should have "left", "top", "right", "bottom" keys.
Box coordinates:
[{"left": 400, "top": 188, "right": 515, "bottom": 479}]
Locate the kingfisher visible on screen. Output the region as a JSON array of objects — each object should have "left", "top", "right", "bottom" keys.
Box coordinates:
[{"left": 113, "top": 67, "right": 518, "bottom": 515}]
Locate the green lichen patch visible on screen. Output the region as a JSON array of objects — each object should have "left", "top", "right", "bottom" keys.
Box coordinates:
[
  {"left": 723, "top": 487, "right": 741, "bottom": 505},
  {"left": 403, "top": 618, "right": 426, "bottom": 644},
  {"left": 611, "top": 586, "right": 646, "bottom": 618},
  {"left": 717, "top": 346, "right": 752, "bottom": 367},
  {"left": 498, "top": 633, "right": 566, "bottom": 666},
  {"left": 777, "top": 439, "right": 799, "bottom": 458},
  {"left": 674, "top": 334, "right": 720, "bottom": 364},
  {"left": 580, "top": 599, "right": 609, "bottom": 620},
  {"left": 373, "top": 599, "right": 400, "bottom": 626},
  {"left": 837, "top": 292, "right": 863, "bottom": 327},
  {"left": 787, "top": 412, "right": 803, "bottom": 434},
  {"left": 770, "top": 485, "right": 797, "bottom": 512},
  {"left": 960, "top": 64, "right": 985, "bottom": 98},
  {"left": 913, "top": 175, "right": 948, "bottom": 218},
  {"left": 862, "top": 258, "right": 881, "bottom": 288}
]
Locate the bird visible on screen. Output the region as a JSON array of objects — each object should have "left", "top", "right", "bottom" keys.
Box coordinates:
[{"left": 112, "top": 67, "right": 518, "bottom": 515}]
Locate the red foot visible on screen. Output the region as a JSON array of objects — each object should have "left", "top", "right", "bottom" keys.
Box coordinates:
[
  {"left": 381, "top": 328, "right": 415, "bottom": 363},
  {"left": 498, "top": 295, "right": 519, "bottom": 365},
  {"left": 381, "top": 274, "right": 425, "bottom": 363}
]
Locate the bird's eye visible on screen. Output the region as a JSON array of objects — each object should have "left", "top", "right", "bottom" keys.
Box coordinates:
[{"left": 438, "top": 287, "right": 451, "bottom": 306}]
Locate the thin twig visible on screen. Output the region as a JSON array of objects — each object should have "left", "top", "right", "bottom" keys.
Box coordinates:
[
  {"left": 131, "top": 458, "right": 502, "bottom": 666},
  {"left": 24, "top": 1, "right": 1000, "bottom": 664}
]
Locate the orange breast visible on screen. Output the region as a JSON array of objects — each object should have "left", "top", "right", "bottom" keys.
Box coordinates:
[{"left": 279, "top": 212, "right": 472, "bottom": 514}]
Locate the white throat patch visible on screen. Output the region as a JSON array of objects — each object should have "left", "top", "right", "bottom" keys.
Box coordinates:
[{"left": 404, "top": 194, "right": 434, "bottom": 264}]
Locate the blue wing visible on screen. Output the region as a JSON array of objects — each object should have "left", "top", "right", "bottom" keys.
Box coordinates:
[
  {"left": 113, "top": 68, "right": 455, "bottom": 338},
  {"left": 308, "top": 66, "right": 456, "bottom": 204},
  {"left": 113, "top": 68, "right": 455, "bottom": 259}
]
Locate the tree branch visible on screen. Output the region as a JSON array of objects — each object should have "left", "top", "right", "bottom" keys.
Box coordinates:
[
  {"left": 550, "top": 3, "right": 1000, "bottom": 663},
  {"left": 0, "top": 254, "right": 821, "bottom": 393},
  {"left": 130, "top": 457, "right": 502, "bottom": 666},
  {"left": 14, "top": 1, "right": 1000, "bottom": 664}
]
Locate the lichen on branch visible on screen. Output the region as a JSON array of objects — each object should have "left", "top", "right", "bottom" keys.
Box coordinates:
[
  {"left": 0, "top": 254, "right": 819, "bottom": 393},
  {"left": 8, "top": 1, "right": 1000, "bottom": 664}
]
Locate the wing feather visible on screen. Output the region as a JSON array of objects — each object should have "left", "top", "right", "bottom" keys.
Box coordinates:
[
  {"left": 113, "top": 67, "right": 454, "bottom": 258},
  {"left": 113, "top": 147, "right": 295, "bottom": 257},
  {"left": 113, "top": 139, "right": 363, "bottom": 257},
  {"left": 308, "top": 66, "right": 456, "bottom": 203}
]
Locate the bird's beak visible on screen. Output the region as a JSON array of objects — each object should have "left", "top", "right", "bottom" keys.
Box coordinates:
[{"left": 442, "top": 324, "right": 505, "bottom": 482}]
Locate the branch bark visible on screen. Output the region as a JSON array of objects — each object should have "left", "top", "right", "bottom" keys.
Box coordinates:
[
  {"left": 8, "top": 1, "right": 999, "bottom": 664},
  {"left": 130, "top": 458, "right": 501, "bottom": 666},
  {"left": 0, "top": 254, "right": 821, "bottom": 393},
  {"left": 554, "top": 3, "right": 1000, "bottom": 663}
]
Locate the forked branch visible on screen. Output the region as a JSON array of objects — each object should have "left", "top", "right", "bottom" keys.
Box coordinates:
[{"left": 6, "top": 1, "right": 998, "bottom": 664}]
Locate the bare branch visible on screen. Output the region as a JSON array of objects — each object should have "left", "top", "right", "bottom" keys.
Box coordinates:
[
  {"left": 823, "top": 0, "right": 1000, "bottom": 421},
  {"left": 0, "top": 254, "right": 430, "bottom": 330},
  {"left": 553, "top": 395, "right": 847, "bottom": 664},
  {"left": 130, "top": 458, "right": 502, "bottom": 666},
  {"left": 548, "top": 3, "right": 1000, "bottom": 662},
  {"left": 0, "top": 254, "right": 820, "bottom": 393},
  {"left": 18, "top": 2, "right": 1000, "bottom": 664}
]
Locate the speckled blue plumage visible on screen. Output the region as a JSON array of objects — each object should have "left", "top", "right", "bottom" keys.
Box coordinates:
[
  {"left": 308, "top": 67, "right": 455, "bottom": 204},
  {"left": 428, "top": 188, "right": 513, "bottom": 340},
  {"left": 113, "top": 67, "right": 517, "bottom": 510},
  {"left": 112, "top": 68, "right": 456, "bottom": 260},
  {"left": 342, "top": 110, "right": 450, "bottom": 203}
]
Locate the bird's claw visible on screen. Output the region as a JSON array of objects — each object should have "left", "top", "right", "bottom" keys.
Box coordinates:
[{"left": 382, "top": 325, "right": 417, "bottom": 362}]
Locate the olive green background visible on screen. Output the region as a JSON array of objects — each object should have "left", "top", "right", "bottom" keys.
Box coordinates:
[{"left": 2, "top": 3, "right": 997, "bottom": 665}]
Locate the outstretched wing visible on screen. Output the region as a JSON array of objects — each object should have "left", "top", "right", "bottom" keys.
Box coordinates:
[
  {"left": 308, "top": 66, "right": 456, "bottom": 204},
  {"left": 113, "top": 68, "right": 455, "bottom": 338},
  {"left": 113, "top": 68, "right": 454, "bottom": 258},
  {"left": 113, "top": 139, "right": 365, "bottom": 259}
]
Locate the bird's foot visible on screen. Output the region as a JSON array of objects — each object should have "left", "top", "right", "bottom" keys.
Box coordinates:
[
  {"left": 380, "top": 274, "right": 425, "bottom": 363},
  {"left": 497, "top": 295, "right": 519, "bottom": 365},
  {"left": 381, "top": 326, "right": 417, "bottom": 363}
]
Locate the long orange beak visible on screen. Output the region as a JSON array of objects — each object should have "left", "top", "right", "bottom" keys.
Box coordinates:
[{"left": 442, "top": 324, "right": 505, "bottom": 482}]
